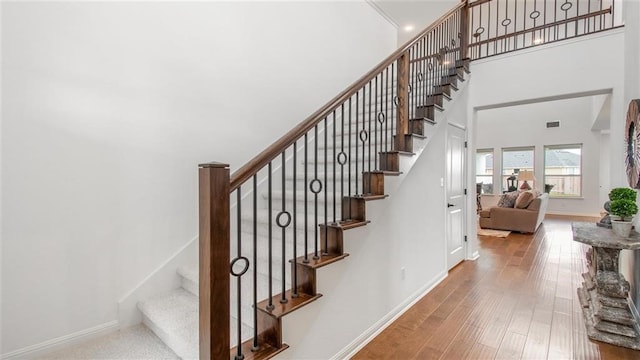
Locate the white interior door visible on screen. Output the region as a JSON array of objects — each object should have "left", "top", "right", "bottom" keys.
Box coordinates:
[{"left": 446, "top": 123, "right": 466, "bottom": 270}]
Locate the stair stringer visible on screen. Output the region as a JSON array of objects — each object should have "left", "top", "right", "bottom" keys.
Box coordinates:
[{"left": 271, "top": 78, "right": 471, "bottom": 359}]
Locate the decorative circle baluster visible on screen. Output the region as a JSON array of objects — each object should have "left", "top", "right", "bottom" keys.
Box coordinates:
[{"left": 230, "top": 257, "right": 250, "bottom": 277}]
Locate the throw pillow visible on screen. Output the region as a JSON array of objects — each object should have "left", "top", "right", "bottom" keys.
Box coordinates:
[
  {"left": 515, "top": 191, "right": 536, "bottom": 209},
  {"left": 498, "top": 191, "right": 519, "bottom": 208}
]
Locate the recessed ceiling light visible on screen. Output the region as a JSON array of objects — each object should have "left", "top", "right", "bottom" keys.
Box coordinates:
[
  {"left": 533, "top": 38, "right": 543, "bottom": 44},
  {"left": 404, "top": 24, "right": 415, "bottom": 32}
]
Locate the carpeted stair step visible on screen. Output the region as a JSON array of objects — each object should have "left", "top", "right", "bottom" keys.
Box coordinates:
[{"left": 138, "top": 288, "right": 253, "bottom": 359}]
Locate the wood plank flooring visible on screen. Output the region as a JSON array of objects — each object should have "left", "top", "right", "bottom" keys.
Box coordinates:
[{"left": 353, "top": 217, "right": 640, "bottom": 359}]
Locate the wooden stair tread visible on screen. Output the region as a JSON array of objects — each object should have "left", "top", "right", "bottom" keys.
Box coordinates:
[
  {"left": 394, "top": 133, "right": 427, "bottom": 140},
  {"left": 231, "top": 340, "right": 289, "bottom": 360},
  {"left": 411, "top": 116, "right": 437, "bottom": 125},
  {"left": 256, "top": 290, "right": 322, "bottom": 319},
  {"left": 382, "top": 170, "right": 402, "bottom": 176},
  {"left": 380, "top": 150, "right": 415, "bottom": 156},
  {"left": 437, "top": 82, "right": 459, "bottom": 91},
  {"left": 430, "top": 91, "right": 451, "bottom": 100},
  {"left": 292, "top": 253, "right": 350, "bottom": 269},
  {"left": 358, "top": 194, "right": 389, "bottom": 201},
  {"left": 336, "top": 219, "right": 371, "bottom": 229},
  {"left": 417, "top": 103, "right": 444, "bottom": 112}
]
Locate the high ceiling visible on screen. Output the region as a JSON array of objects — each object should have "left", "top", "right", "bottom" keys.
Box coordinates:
[{"left": 369, "top": 0, "right": 460, "bottom": 42}]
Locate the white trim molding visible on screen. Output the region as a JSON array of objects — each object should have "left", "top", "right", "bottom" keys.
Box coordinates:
[
  {"left": 365, "top": 0, "right": 399, "bottom": 29},
  {"left": 1, "top": 321, "right": 119, "bottom": 360}
]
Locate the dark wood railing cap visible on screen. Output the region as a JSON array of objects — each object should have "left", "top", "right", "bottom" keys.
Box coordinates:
[{"left": 199, "top": 161, "right": 230, "bottom": 169}]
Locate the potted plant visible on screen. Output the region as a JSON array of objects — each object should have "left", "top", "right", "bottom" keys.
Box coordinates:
[
  {"left": 608, "top": 188, "right": 637, "bottom": 220},
  {"left": 610, "top": 198, "right": 638, "bottom": 237}
]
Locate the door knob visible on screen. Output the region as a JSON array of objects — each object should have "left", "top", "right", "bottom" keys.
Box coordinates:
[{"left": 447, "top": 203, "right": 455, "bottom": 208}]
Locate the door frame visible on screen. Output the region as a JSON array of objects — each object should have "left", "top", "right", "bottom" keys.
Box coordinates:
[{"left": 445, "top": 121, "right": 467, "bottom": 270}]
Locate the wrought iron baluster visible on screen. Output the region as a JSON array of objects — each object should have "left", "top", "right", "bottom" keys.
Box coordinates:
[
  {"left": 292, "top": 142, "right": 298, "bottom": 297},
  {"left": 340, "top": 104, "right": 345, "bottom": 222},
  {"left": 355, "top": 91, "right": 359, "bottom": 199},
  {"left": 385, "top": 67, "right": 389, "bottom": 153},
  {"left": 367, "top": 81, "right": 372, "bottom": 187},
  {"left": 279, "top": 152, "right": 288, "bottom": 304},
  {"left": 313, "top": 125, "right": 319, "bottom": 260},
  {"left": 324, "top": 118, "right": 328, "bottom": 254},
  {"left": 234, "top": 188, "right": 243, "bottom": 360},
  {"left": 267, "top": 163, "right": 274, "bottom": 311},
  {"left": 252, "top": 174, "right": 258, "bottom": 350},
  {"left": 304, "top": 134, "right": 309, "bottom": 263},
  {"left": 348, "top": 98, "right": 352, "bottom": 218},
  {"left": 332, "top": 111, "right": 336, "bottom": 224}
]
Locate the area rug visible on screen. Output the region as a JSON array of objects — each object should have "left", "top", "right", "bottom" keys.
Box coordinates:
[{"left": 477, "top": 227, "right": 511, "bottom": 237}]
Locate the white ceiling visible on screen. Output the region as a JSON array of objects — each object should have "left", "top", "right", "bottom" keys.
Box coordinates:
[{"left": 369, "top": 0, "right": 460, "bottom": 43}]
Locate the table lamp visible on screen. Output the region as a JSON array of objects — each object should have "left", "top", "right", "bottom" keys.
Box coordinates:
[{"left": 518, "top": 170, "right": 535, "bottom": 190}]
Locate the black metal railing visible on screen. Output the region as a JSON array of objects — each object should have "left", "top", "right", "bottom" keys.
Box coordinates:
[
  {"left": 198, "top": 2, "right": 468, "bottom": 358},
  {"left": 468, "top": 0, "right": 622, "bottom": 59}
]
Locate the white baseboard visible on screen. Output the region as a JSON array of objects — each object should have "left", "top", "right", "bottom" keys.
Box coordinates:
[
  {"left": 117, "top": 236, "right": 198, "bottom": 328},
  {"left": 468, "top": 251, "right": 480, "bottom": 261},
  {"left": 331, "top": 270, "right": 448, "bottom": 360},
  {"left": 1, "top": 321, "right": 119, "bottom": 360},
  {"left": 545, "top": 211, "right": 602, "bottom": 218}
]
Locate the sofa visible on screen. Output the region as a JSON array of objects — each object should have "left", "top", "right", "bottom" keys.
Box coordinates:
[{"left": 479, "top": 192, "right": 549, "bottom": 233}]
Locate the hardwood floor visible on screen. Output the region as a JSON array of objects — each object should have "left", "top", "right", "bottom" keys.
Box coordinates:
[{"left": 353, "top": 217, "right": 640, "bottom": 359}]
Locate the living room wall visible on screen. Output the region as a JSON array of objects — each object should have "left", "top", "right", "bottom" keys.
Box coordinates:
[{"left": 476, "top": 96, "right": 604, "bottom": 217}]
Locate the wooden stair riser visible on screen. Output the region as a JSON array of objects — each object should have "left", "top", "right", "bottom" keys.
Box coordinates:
[
  {"left": 294, "top": 263, "right": 318, "bottom": 296},
  {"left": 257, "top": 311, "right": 283, "bottom": 349},
  {"left": 425, "top": 93, "right": 447, "bottom": 107},
  {"left": 451, "top": 66, "right": 465, "bottom": 80},
  {"left": 379, "top": 151, "right": 400, "bottom": 172},
  {"left": 394, "top": 135, "right": 412, "bottom": 153},
  {"left": 415, "top": 104, "right": 443, "bottom": 120},
  {"left": 342, "top": 196, "right": 366, "bottom": 221},
  {"left": 442, "top": 75, "right": 458, "bottom": 88},
  {"left": 362, "top": 172, "right": 385, "bottom": 196},
  {"left": 320, "top": 225, "right": 345, "bottom": 255},
  {"left": 456, "top": 58, "right": 471, "bottom": 72},
  {"left": 434, "top": 83, "right": 457, "bottom": 97}
]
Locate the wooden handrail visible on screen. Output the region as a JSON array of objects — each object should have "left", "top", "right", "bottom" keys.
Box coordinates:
[
  {"left": 229, "top": 1, "right": 467, "bottom": 192},
  {"left": 469, "top": 7, "right": 612, "bottom": 48},
  {"left": 468, "top": 0, "right": 492, "bottom": 8}
]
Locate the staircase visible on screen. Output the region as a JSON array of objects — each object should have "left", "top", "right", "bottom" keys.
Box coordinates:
[
  {"left": 134, "top": 59, "right": 470, "bottom": 360},
  {"left": 119, "top": 1, "right": 629, "bottom": 358},
  {"left": 130, "top": 1, "right": 477, "bottom": 358}
]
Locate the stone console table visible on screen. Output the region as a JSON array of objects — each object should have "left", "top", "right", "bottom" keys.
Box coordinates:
[{"left": 572, "top": 222, "right": 640, "bottom": 350}]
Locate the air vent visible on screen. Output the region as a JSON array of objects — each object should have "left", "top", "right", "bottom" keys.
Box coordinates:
[{"left": 546, "top": 121, "right": 560, "bottom": 128}]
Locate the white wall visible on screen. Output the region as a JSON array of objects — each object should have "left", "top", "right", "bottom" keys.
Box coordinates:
[
  {"left": 476, "top": 97, "right": 604, "bottom": 216},
  {"left": 469, "top": 29, "right": 626, "bottom": 187},
  {"left": 1, "top": 1, "right": 397, "bottom": 354},
  {"left": 0, "top": 0, "right": 3, "bottom": 355}
]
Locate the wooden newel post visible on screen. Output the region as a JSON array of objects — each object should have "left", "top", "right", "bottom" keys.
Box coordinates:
[
  {"left": 460, "top": 0, "right": 469, "bottom": 60},
  {"left": 198, "top": 162, "right": 230, "bottom": 360},
  {"left": 395, "top": 51, "right": 410, "bottom": 152}
]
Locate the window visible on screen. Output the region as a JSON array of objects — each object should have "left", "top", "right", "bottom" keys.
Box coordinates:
[
  {"left": 544, "top": 144, "right": 582, "bottom": 197},
  {"left": 476, "top": 149, "right": 494, "bottom": 194},
  {"left": 502, "top": 147, "right": 534, "bottom": 192}
]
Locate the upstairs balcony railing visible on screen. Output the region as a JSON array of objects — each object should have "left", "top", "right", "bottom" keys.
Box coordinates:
[{"left": 468, "top": 0, "right": 623, "bottom": 59}]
